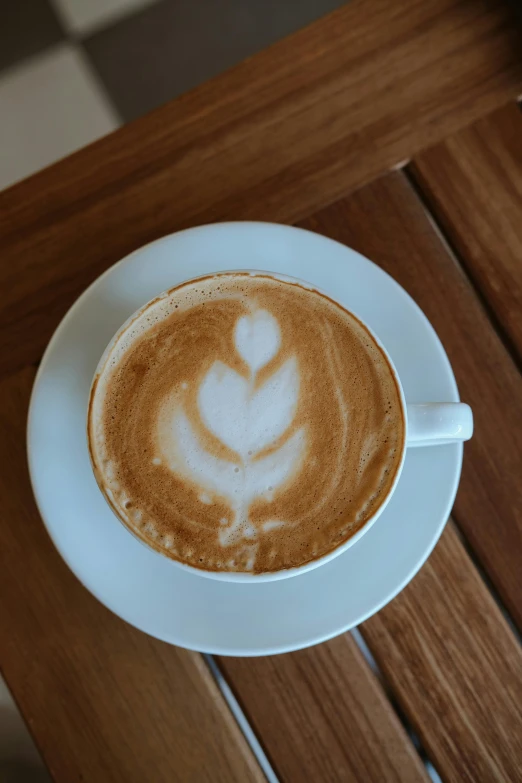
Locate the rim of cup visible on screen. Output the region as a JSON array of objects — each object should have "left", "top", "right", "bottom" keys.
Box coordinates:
[{"left": 87, "top": 269, "right": 408, "bottom": 583}]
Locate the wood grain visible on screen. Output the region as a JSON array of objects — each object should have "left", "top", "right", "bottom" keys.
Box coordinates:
[
  {"left": 411, "top": 103, "right": 522, "bottom": 361},
  {"left": 363, "top": 524, "right": 522, "bottom": 783},
  {"left": 219, "top": 634, "right": 428, "bottom": 783},
  {"left": 303, "top": 171, "right": 522, "bottom": 630},
  {"left": 0, "top": 369, "right": 264, "bottom": 783},
  {"left": 0, "top": 0, "right": 521, "bottom": 377}
]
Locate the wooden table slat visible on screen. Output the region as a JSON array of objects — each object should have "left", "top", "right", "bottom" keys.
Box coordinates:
[
  {"left": 303, "top": 172, "right": 522, "bottom": 630},
  {"left": 362, "top": 523, "right": 522, "bottom": 783},
  {"left": 0, "top": 369, "right": 265, "bottom": 783},
  {"left": 0, "top": 0, "right": 521, "bottom": 379},
  {"left": 411, "top": 103, "right": 522, "bottom": 363},
  {"left": 219, "top": 634, "right": 429, "bottom": 783}
]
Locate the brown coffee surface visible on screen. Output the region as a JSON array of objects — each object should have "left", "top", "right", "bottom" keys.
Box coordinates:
[{"left": 88, "top": 273, "right": 404, "bottom": 573}]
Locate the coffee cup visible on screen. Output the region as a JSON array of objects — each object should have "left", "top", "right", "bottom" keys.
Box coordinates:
[{"left": 87, "top": 270, "right": 472, "bottom": 582}]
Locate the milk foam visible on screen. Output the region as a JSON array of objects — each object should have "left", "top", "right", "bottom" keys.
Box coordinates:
[
  {"left": 88, "top": 273, "right": 405, "bottom": 574},
  {"left": 157, "top": 308, "right": 306, "bottom": 546}
]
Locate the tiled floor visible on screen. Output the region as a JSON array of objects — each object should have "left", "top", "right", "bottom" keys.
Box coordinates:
[
  {"left": 1, "top": 0, "right": 346, "bottom": 191},
  {"left": 0, "top": 44, "right": 118, "bottom": 187}
]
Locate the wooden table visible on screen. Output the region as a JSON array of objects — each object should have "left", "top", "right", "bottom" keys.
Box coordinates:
[{"left": 1, "top": 0, "right": 522, "bottom": 780}]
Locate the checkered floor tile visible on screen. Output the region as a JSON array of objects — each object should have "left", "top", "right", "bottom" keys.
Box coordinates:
[{"left": 1, "top": 0, "right": 346, "bottom": 191}]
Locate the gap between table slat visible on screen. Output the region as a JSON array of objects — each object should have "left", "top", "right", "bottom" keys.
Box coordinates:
[
  {"left": 350, "top": 628, "right": 444, "bottom": 782},
  {"left": 204, "top": 655, "right": 279, "bottom": 783}
]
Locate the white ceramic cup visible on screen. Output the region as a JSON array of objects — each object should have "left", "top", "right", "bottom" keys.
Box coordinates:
[{"left": 88, "top": 270, "right": 473, "bottom": 582}]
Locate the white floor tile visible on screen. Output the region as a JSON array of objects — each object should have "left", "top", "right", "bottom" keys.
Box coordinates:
[
  {"left": 52, "top": 0, "right": 159, "bottom": 36},
  {"left": 0, "top": 44, "right": 119, "bottom": 191}
]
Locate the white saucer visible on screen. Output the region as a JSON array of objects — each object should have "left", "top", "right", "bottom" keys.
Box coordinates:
[{"left": 28, "top": 223, "right": 462, "bottom": 655}]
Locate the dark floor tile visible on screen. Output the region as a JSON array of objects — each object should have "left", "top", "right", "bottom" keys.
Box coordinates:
[
  {"left": 83, "top": 0, "right": 346, "bottom": 122},
  {"left": 0, "top": 0, "right": 65, "bottom": 73}
]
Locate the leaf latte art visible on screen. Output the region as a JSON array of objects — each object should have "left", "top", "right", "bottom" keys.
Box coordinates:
[{"left": 88, "top": 273, "right": 405, "bottom": 573}]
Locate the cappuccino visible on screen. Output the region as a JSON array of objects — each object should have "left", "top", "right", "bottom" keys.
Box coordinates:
[{"left": 88, "top": 273, "right": 404, "bottom": 573}]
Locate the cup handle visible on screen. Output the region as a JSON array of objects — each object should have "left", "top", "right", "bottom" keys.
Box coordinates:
[{"left": 406, "top": 403, "right": 473, "bottom": 447}]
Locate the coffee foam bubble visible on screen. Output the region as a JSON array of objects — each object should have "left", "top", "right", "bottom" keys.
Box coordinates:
[{"left": 88, "top": 273, "right": 405, "bottom": 573}]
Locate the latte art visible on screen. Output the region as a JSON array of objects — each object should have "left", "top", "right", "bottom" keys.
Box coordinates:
[
  {"left": 158, "top": 309, "right": 306, "bottom": 566},
  {"left": 88, "top": 273, "right": 405, "bottom": 573}
]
